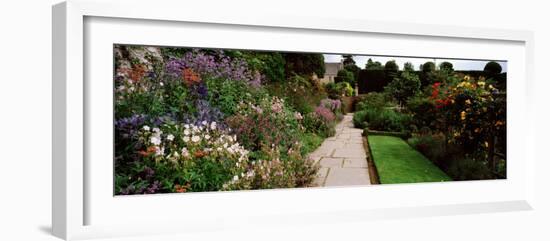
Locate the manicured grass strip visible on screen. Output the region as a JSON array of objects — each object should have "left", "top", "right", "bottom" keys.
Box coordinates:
[{"left": 368, "top": 135, "right": 451, "bottom": 184}]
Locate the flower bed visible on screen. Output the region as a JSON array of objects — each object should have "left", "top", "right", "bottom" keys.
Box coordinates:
[{"left": 114, "top": 45, "right": 340, "bottom": 194}]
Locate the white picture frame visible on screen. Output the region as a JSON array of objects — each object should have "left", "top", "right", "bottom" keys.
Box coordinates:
[{"left": 52, "top": 0, "right": 536, "bottom": 240}]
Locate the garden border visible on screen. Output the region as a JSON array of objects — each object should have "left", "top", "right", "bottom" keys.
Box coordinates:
[{"left": 53, "top": 0, "right": 535, "bottom": 240}]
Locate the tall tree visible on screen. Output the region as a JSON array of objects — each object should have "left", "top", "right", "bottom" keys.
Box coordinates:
[
  {"left": 365, "top": 58, "right": 383, "bottom": 70},
  {"left": 283, "top": 53, "right": 326, "bottom": 78},
  {"left": 342, "top": 55, "right": 356, "bottom": 66},
  {"left": 403, "top": 62, "right": 415, "bottom": 72}
]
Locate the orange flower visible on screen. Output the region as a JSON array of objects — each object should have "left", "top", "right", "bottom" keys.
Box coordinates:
[
  {"left": 174, "top": 184, "right": 190, "bottom": 193},
  {"left": 129, "top": 64, "right": 147, "bottom": 82},
  {"left": 182, "top": 68, "right": 201, "bottom": 86},
  {"left": 194, "top": 150, "right": 207, "bottom": 158},
  {"left": 138, "top": 146, "right": 157, "bottom": 157}
]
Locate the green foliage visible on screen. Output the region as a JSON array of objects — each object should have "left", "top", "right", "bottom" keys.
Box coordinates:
[
  {"left": 384, "top": 60, "right": 399, "bottom": 72},
  {"left": 403, "top": 62, "right": 415, "bottom": 72},
  {"left": 365, "top": 58, "right": 383, "bottom": 70},
  {"left": 344, "top": 64, "right": 361, "bottom": 84},
  {"left": 283, "top": 53, "right": 326, "bottom": 78},
  {"left": 302, "top": 112, "right": 336, "bottom": 138},
  {"left": 160, "top": 47, "right": 192, "bottom": 59},
  {"left": 421, "top": 61, "right": 436, "bottom": 73},
  {"left": 358, "top": 108, "right": 412, "bottom": 132},
  {"left": 484, "top": 61, "right": 502, "bottom": 74},
  {"left": 335, "top": 69, "right": 355, "bottom": 86},
  {"left": 439, "top": 61, "right": 454, "bottom": 72},
  {"left": 447, "top": 158, "right": 492, "bottom": 181},
  {"left": 342, "top": 54, "right": 356, "bottom": 66},
  {"left": 267, "top": 74, "right": 327, "bottom": 114},
  {"left": 355, "top": 92, "right": 390, "bottom": 111},
  {"left": 240, "top": 51, "right": 286, "bottom": 82},
  {"left": 352, "top": 110, "right": 369, "bottom": 129},
  {"left": 205, "top": 76, "right": 265, "bottom": 116},
  {"left": 385, "top": 70, "right": 421, "bottom": 105},
  {"left": 406, "top": 94, "right": 437, "bottom": 129},
  {"left": 325, "top": 81, "right": 354, "bottom": 98}
]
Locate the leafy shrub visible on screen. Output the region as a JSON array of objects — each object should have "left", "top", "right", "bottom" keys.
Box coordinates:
[
  {"left": 225, "top": 96, "right": 301, "bottom": 152},
  {"left": 355, "top": 92, "right": 390, "bottom": 111},
  {"left": 353, "top": 110, "right": 368, "bottom": 129},
  {"left": 267, "top": 74, "right": 327, "bottom": 115},
  {"left": 325, "top": 81, "right": 353, "bottom": 98},
  {"left": 303, "top": 112, "right": 336, "bottom": 138},
  {"left": 407, "top": 135, "right": 446, "bottom": 164},
  {"left": 384, "top": 70, "right": 421, "bottom": 105},
  {"left": 354, "top": 108, "right": 411, "bottom": 132},
  {"left": 335, "top": 69, "right": 355, "bottom": 86},
  {"left": 447, "top": 158, "right": 493, "bottom": 181},
  {"left": 406, "top": 95, "right": 437, "bottom": 129},
  {"left": 222, "top": 145, "right": 319, "bottom": 190}
]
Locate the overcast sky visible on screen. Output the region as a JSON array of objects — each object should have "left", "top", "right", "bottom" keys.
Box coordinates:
[{"left": 323, "top": 54, "right": 507, "bottom": 72}]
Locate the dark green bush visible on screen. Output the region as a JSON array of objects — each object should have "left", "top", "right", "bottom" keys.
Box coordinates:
[
  {"left": 484, "top": 61, "right": 502, "bottom": 74},
  {"left": 355, "top": 92, "right": 389, "bottom": 111},
  {"left": 447, "top": 158, "right": 493, "bottom": 181},
  {"left": 353, "top": 108, "right": 411, "bottom": 132},
  {"left": 352, "top": 110, "right": 368, "bottom": 129},
  {"left": 406, "top": 95, "right": 437, "bottom": 129}
]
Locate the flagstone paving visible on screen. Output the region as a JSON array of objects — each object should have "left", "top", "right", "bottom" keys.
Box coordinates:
[{"left": 309, "top": 113, "right": 371, "bottom": 187}]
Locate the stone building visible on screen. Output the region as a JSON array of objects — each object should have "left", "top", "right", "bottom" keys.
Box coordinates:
[{"left": 320, "top": 61, "right": 344, "bottom": 84}]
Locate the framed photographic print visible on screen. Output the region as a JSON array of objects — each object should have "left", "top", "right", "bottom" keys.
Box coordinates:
[{"left": 52, "top": 0, "right": 535, "bottom": 240}]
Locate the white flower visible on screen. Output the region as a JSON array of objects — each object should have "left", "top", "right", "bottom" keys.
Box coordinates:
[
  {"left": 166, "top": 134, "right": 175, "bottom": 141},
  {"left": 201, "top": 120, "right": 207, "bottom": 126},
  {"left": 181, "top": 147, "right": 189, "bottom": 157},
  {"left": 150, "top": 136, "right": 161, "bottom": 145},
  {"left": 142, "top": 125, "right": 150, "bottom": 131},
  {"left": 152, "top": 127, "right": 161, "bottom": 133},
  {"left": 205, "top": 134, "right": 211, "bottom": 140},
  {"left": 155, "top": 146, "right": 164, "bottom": 156},
  {"left": 233, "top": 175, "right": 239, "bottom": 181},
  {"left": 183, "top": 136, "right": 190, "bottom": 142},
  {"left": 184, "top": 124, "right": 190, "bottom": 129},
  {"left": 159, "top": 82, "right": 164, "bottom": 86},
  {"left": 191, "top": 136, "right": 201, "bottom": 143},
  {"left": 210, "top": 122, "right": 217, "bottom": 130},
  {"left": 183, "top": 129, "right": 190, "bottom": 136}
]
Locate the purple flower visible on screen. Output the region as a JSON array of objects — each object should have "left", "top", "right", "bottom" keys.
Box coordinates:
[
  {"left": 315, "top": 106, "right": 335, "bottom": 122},
  {"left": 166, "top": 49, "right": 263, "bottom": 87},
  {"left": 320, "top": 98, "right": 341, "bottom": 112}
]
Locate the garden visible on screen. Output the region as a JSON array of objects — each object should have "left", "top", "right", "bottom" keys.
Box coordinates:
[
  {"left": 114, "top": 45, "right": 506, "bottom": 195},
  {"left": 354, "top": 59, "right": 507, "bottom": 183},
  {"left": 114, "top": 46, "right": 349, "bottom": 194}
]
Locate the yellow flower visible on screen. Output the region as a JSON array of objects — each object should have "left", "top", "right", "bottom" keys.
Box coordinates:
[
  {"left": 465, "top": 99, "right": 471, "bottom": 105},
  {"left": 478, "top": 81, "right": 486, "bottom": 87},
  {"left": 474, "top": 128, "right": 480, "bottom": 133},
  {"left": 484, "top": 141, "right": 489, "bottom": 148},
  {"left": 495, "top": 120, "right": 504, "bottom": 126},
  {"left": 488, "top": 84, "right": 494, "bottom": 90},
  {"left": 460, "top": 111, "right": 466, "bottom": 121},
  {"left": 464, "top": 75, "right": 471, "bottom": 81}
]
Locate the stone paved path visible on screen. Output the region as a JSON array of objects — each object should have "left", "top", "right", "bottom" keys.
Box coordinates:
[{"left": 309, "top": 113, "right": 371, "bottom": 187}]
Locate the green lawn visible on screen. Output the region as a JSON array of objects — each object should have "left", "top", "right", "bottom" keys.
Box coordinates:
[{"left": 368, "top": 135, "right": 452, "bottom": 184}]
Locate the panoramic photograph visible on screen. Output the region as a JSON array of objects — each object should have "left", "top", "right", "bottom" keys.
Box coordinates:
[{"left": 114, "top": 45, "right": 507, "bottom": 195}]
